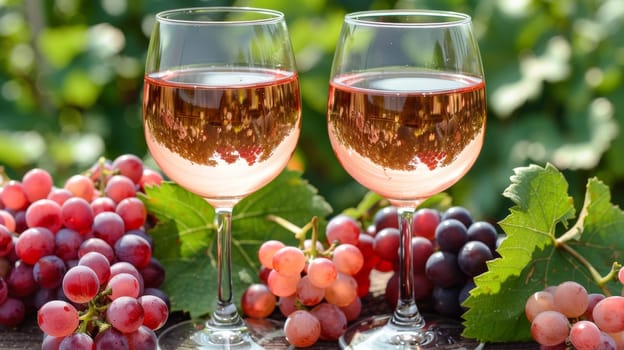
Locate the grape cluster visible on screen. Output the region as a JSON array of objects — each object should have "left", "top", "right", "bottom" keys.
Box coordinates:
[
  {"left": 375, "top": 205, "right": 500, "bottom": 318},
  {"left": 526, "top": 272, "right": 624, "bottom": 349},
  {"left": 0, "top": 155, "right": 170, "bottom": 349},
  {"left": 242, "top": 214, "right": 366, "bottom": 347}
]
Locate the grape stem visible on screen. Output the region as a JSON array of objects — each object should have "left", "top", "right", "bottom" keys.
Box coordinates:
[
  {"left": 266, "top": 214, "right": 320, "bottom": 256},
  {"left": 554, "top": 192, "right": 621, "bottom": 295}
]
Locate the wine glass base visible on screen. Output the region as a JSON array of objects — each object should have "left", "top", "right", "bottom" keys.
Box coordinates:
[
  {"left": 158, "top": 318, "right": 285, "bottom": 350},
  {"left": 339, "top": 314, "right": 481, "bottom": 349}
]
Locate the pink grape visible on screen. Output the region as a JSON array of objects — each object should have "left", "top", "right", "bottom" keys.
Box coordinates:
[
  {"left": 62, "top": 265, "right": 100, "bottom": 304},
  {"left": 569, "top": 320, "right": 602, "bottom": 350},
  {"left": 112, "top": 154, "right": 144, "bottom": 184},
  {"left": 339, "top": 295, "right": 362, "bottom": 321},
  {"left": 241, "top": 283, "right": 276, "bottom": 319},
  {"left": 92, "top": 211, "right": 126, "bottom": 246},
  {"left": 22, "top": 168, "right": 53, "bottom": 202},
  {"left": 525, "top": 290, "right": 555, "bottom": 322},
  {"left": 115, "top": 197, "right": 147, "bottom": 230},
  {"left": 530, "top": 310, "right": 569, "bottom": 346},
  {"left": 37, "top": 300, "right": 80, "bottom": 337},
  {"left": 1, "top": 180, "right": 29, "bottom": 211},
  {"left": 310, "top": 302, "right": 347, "bottom": 341},
  {"left": 296, "top": 275, "right": 325, "bottom": 306},
  {"left": 107, "top": 272, "right": 141, "bottom": 299},
  {"left": 267, "top": 269, "right": 300, "bottom": 297},
  {"left": 114, "top": 234, "right": 152, "bottom": 269},
  {"left": 138, "top": 294, "right": 169, "bottom": 330},
  {"left": 106, "top": 296, "right": 144, "bottom": 333},
  {"left": 332, "top": 243, "right": 364, "bottom": 276},
  {"left": 91, "top": 196, "right": 117, "bottom": 215},
  {"left": 15, "top": 227, "right": 55, "bottom": 264},
  {"left": 278, "top": 294, "right": 297, "bottom": 316},
  {"left": 284, "top": 310, "right": 321, "bottom": 348},
  {"left": 59, "top": 332, "right": 94, "bottom": 350},
  {"left": 324, "top": 272, "right": 358, "bottom": 307},
  {"left": 593, "top": 296, "right": 624, "bottom": 333},
  {"left": 94, "top": 327, "right": 130, "bottom": 349},
  {"left": 272, "top": 246, "right": 306, "bottom": 277},
  {"left": 61, "top": 197, "right": 94, "bottom": 235},
  {"left": 78, "top": 251, "right": 111, "bottom": 286},
  {"left": 325, "top": 215, "right": 360, "bottom": 245},
  {"left": 33, "top": 255, "right": 66, "bottom": 289},
  {"left": 105, "top": 175, "right": 136, "bottom": 203},
  {"left": 25, "top": 199, "right": 63, "bottom": 232},
  {"left": 64, "top": 174, "right": 95, "bottom": 201},
  {"left": 0, "top": 210, "right": 16, "bottom": 232},
  {"left": 257, "top": 240, "right": 285, "bottom": 270},
  {"left": 47, "top": 188, "right": 73, "bottom": 205},
  {"left": 553, "top": 281, "right": 589, "bottom": 318},
  {"left": 125, "top": 325, "right": 158, "bottom": 350},
  {"left": 306, "top": 257, "right": 337, "bottom": 289}
]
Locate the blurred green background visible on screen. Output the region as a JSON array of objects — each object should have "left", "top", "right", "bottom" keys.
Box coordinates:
[{"left": 1, "top": 0, "right": 623, "bottom": 222}]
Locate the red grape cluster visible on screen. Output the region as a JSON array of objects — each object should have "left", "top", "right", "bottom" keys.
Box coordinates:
[
  {"left": 242, "top": 214, "right": 367, "bottom": 347},
  {"left": 372, "top": 205, "right": 500, "bottom": 318},
  {"left": 526, "top": 270, "right": 624, "bottom": 349},
  {"left": 0, "top": 154, "right": 170, "bottom": 349}
]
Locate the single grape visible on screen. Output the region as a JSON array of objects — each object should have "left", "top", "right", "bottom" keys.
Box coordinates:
[
  {"left": 272, "top": 246, "right": 306, "bottom": 277},
  {"left": 0, "top": 210, "right": 16, "bottom": 233},
  {"left": 116, "top": 197, "right": 147, "bottom": 231},
  {"left": 92, "top": 211, "right": 125, "bottom": 246},
  {"left": 1, "top": 180, "right": 29, "bottom": 211},
  {"left": 63, "top": 265, "right": 100, "bottom": 304},
  {"left": 266, "top": 269, "right": 300, "bottom": 297},
  {"left": 0, "top": 276, "right": 7, "bottom": 304},
  {"left": 59, "top": 332, "right": 94, "bottom": 350},
  {"left": 593, "top": 296, "right": 624, "bottom": 333},
  {"left": 373, "top": 227, "right": 400, "bottom": 262},
  {"left": 432, "top": 286, "right": 463, "bottom": 317},
  {"left": 41, "top": 335, "right": 64, "bottom": 350},
  {"left": 25, "top": 198, "right": 63, "bottom": 232},
  {"left": 7, "top": 260, "right": 37, "bottom": 297},
  {"left": 112, "top": 154, "right": 144, "bottom": 184},
  {"left": 373, "top": 206, "right": 398, "bottom": 232},
  {"left": 278, "top": 294, "right": 298, "bottom": 317},
  {"left": 324, "top": 272, "right": 358, "bottom": 307},
  {"left": 325, "top": 214, "right": 360, "bottom": 246},
  {"left": 139, "top": 257, "right": 165, "bottom": 289},
  {"left": 61, "top": 197, "right": 94, "bottom": 235},
  {"left": 412, "top": 208, "right": 440, "bottom": 241},
  {"left": 33, "top": 254, "right": 67, "bottom": 289},
  {"left": 435, "top": 219, "right": 468, "bottom": 254},
  {"left": 0, "top": 224, "right": 14, "bottom": 257},
  {"left": 584, "top": 293, "right": 605, "bottom": 321},
  {"left": 310, "top": 302, "right": 347, "bottom": 341},
  {"left": 54, "top": 228, "right": 84, "bottom": 261},
  {"left": 339, "top": 295, "right": 362, "bottom": 322},
  {"left": 37, "top": 300, "right": 80, "bottom": 337},
  {"left": 569, "top": 320, "right": 602, "bottom": 350},
  {"left": 553, "top": 281, "right": 589, "bottom": 318},
  {"left": 94, "top": 327, "right": 130, "bottom": 350},
  {"left": 106, "top": 296, "right": 144, "bottom": 333},
  {"left": 15, "top": 226, "right": 55, "bottom": 265},
  {"left": 21, "top": 168, "right": 53, "bottom": 202},
  {"left": 0, "top": 297, "right": 25, "bottom": 327},
  {"left": 241, "top": 283, "right": 276, "bottom": 319},
  {"left": 525, "top": 290, "right": 555, "bottom": 322},
  {"left": 283, "top": 310, "right": 321, "bottom": 348},
  {"left": 78, "top": 237, "right": 115, "bottom": 263},
  {"left": 332, "top": 243, "right": 364, "bottom": 276},
  {"left": 306, "top": 257, "right": 337, "bottom": 289},
  {"left": 91, "top": 196, "right": 117, "bottom": 216},
  {"left": 258, "top": 240, "right": 285, "bottom": 270},
  {"left": 530, "top": 310, "right": 569, "bottom": 347},
  {"left": 296, "top": 275, "right": 325, "bottom": 306},
  {"left": 425, "top": 251, "right": 465, "bottom": 288},
  {"left": 105, "top": 175, "right": 136, "bottom": 204},
  {"left": 138, "top": 168, "right": 164, "bottom": 191},
  {"left": 457, "top": 240, "right": 493, "bottom": 277},
  {"left": 47, "top": 188, "right": 73, "bottom": 206},
  {"left": 466, "top": 221, "right": 498, "bottom": 251},
  {"left": 411, "top": 236, "right": 434, "bottom": 273},
  {"left": 125, "top": 325, "right": 158, "bottom": 350},
  {"left": 64, "top": 174, "right": 95, "bottom": 201},
  {"left": 114, "top": 233, "right": 152, "bottom": 269},
  {"left": 441, "top": 206, "right": 473, "bottom": 228},
  {"left": 107, "top": 272, "right": 141, "bottom": 300}
]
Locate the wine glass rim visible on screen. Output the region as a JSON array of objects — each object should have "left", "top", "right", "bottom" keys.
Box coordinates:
[
  {"left": 344, "top": 9, "right": 472, "bottom": 28},
  {"left": 155, "top": 6, "right": 285, "bottom": 25}
]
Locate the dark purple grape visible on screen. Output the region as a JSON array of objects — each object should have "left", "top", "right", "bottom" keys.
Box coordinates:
[
  {"left": 425, "top": 251, "right": 465, "bottom": 288},
  {"left": 0, "top": 276, "right": 8, "bottom": 304},
  {"left": 373, "top": 206, "right": 398, "bottom": 232},
  {"left": 0, "top": 297, "right": 25, "bottom": 327},
  {"left": 435, "top": 219, "right": 468, "bottom": 253},
  {"left": 459, "top": 279, "right": 476, "bottom": 311},
  {"left": 54, "top": 228, "right": 84, "bottom": 261},
  {"left": 467, "top": 221, "right": 498, "bottom": 251},
  {"left": 7, "top": 260, "right": 36, "bottom": 297},
  {"left": 139, "top": 258, "right": 165, "bottom": 289},
  {"left": 94, "top": 327, "right": 129, "bottom": 350},
  {"left": 432, "top": 286, "right": 463, "bottom": 317},
  {"left": 114, "top": 234, "right": 152, "bottom": 269},
  {"left": 457, "top": 241, "right": 493, "bottom": 277},
  {"left": 143, "top": 287, "right": 171, "bottom": 309},
  {"left": 441, "top": 206, "right": 473, "bottom": 228},
  {"left": 33, "top": 255, "right": 67, "bottom": 289}
]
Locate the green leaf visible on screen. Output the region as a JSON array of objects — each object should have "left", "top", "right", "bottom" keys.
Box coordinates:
[
  {"left": 462, "top": 163, "right": 624, "bottom": 342},
  {"left": 140, "top": 169, "right": 332, "bottom": 319}
]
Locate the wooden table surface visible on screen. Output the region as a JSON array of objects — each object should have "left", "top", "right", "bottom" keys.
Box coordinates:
[{"left": 0, "top": 271, "right": 539, "bottom": 349}]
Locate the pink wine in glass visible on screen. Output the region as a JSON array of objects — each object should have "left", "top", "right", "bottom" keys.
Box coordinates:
[
  {"left": 328, "top": 71, "right": 486, "bottom": 206},
  {"left": 143, "top": 67, "right": 301, "bottom": 206}
]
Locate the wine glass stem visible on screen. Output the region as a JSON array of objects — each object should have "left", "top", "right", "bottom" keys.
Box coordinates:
[
  {"left": 211, "top": 207, "right": 243, "bottom": 327},
  {"left": 392, "top": 207, "right": 425, "bottom": 328}
]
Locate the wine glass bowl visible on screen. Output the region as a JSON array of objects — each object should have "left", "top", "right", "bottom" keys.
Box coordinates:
[
  {"left": 327, "top": 10, "right": 485, "bottom": 348},
  {"left": 142, "top": 7, "right": 300, "bottom": 349}
]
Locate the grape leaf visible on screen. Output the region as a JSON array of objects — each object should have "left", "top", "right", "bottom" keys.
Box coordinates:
[
  {"left": 140, "top": 169, "right": 332, "bottom": 319},
  {"left": 462, "top": 163, "right": 624, "bottom": 342}
]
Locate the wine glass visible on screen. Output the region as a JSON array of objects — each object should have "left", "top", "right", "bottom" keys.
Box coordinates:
[
  {"left": 327, "top": 10, "right": 486, "bottom": 348},
  {"left": 142, "top": 7, "right": 300, "bottom": 349}
]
